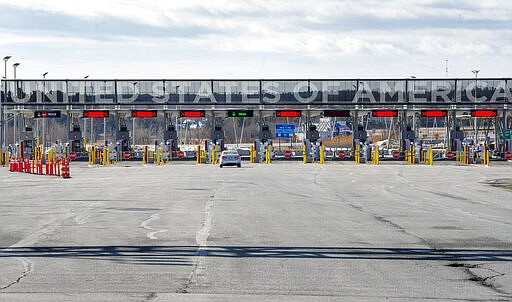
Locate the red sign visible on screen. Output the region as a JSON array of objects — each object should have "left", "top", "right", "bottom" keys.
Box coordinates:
[
  {"left": 123, "top": 151, "right": 131, "bottom": 160},
  {"left": 276, "top": 110, "right": 301, "bottom": 118},
  {"left": 177, "top": 151, "right": 185, "bottom": 159},
  {"left": 446, "top": 151, "right": 455, "bottom": 159},
  {"left": 372, "top": 110, "right": 398, "bottom": 118},
  {"left": 505, "top": 152, "right": 512, "bottom": 160},
  {"left": 392, "top": 151, "right": 400, "bottom": 159},
  {"left": 180, "top": 111, "right": 205, "bottom": 118},
  {"left": 131, "top": 110, "right": 157, "bottom": 118},
  {"left": 284, "top": 150, "right": 292, "bottom": 158},
  {"left": 83, "top": 110, "right": 109, "bottom": 118},
  {"left": 338, "top": 150, "right": 346, "bottom": 158},
  {"left": 69, "top": 152, "right": 77, "bottom": 160},
  {"left": 471, "top": 109, "right": 497, "bottom": 118},
  {"left": 421, "top": 110, "right": 447, "bottom": 117}
]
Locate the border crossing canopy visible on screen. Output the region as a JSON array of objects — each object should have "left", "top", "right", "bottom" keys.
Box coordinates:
[{"left": 1, "top": 78, "right": 511, "bottom": 110}]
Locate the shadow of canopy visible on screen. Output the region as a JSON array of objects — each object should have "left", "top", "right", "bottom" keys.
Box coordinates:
[{"left": 0, "top": 246, "right": 511, "bottom": 266}]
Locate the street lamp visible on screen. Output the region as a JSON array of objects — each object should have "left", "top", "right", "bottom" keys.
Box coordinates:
[
  {"left": 1, "top": 56, "right": 11, "bottom": 148},
  {"left": 472, "top": 69, "right": 480, "bottom": 99},
  {"left": 43, "top": 72, "right": 48, "bottom": 80},
  {"left": 3, "top": 56, "right": 11, "bottom": 79},
  {"left": 13, "top": 63, "right": 20, "bottom": 79}
]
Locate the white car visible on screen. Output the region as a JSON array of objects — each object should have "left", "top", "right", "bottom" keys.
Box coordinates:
[{"left": 219, "top": 150, "right": 241, "bottom": 168}]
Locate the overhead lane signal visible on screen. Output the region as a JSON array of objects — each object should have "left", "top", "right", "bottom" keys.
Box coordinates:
[
  {"left": 132, "top": 110, "right": 158, "bottom": 118},
  {"left": 34, "top": 110, "right": 61, "bottom": 118},
  {"left": 276, "top": 110, "right": 301, "bottom": 118},
  {"left": 421, "top": 110, "right": 448, "bottom": 117},
  {"left": 372, "top": 110, "right": 398, "bottom": 117},
  {"left": 180, "top": 110, "right": 205, "bottom": 118},
  {"left": 471, "top": 109, "right": 497, "bottom": 117},
  {"left": 83, "top": 110, "right": 109, "bottom": 118},
  {"left": 323, "top": 110, "right": 350, "bottom": 117},
  {"left": 227, "top": 110, "right": 253, "bottom": 117}
]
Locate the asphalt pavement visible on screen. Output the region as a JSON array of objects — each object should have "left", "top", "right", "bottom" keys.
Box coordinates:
[{"left": 1, "top": 161, "right": 511, "bottom": 301}]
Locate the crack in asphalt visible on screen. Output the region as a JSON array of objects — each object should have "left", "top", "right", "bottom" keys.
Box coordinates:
[
  {"left": 176, "top": 168, "right": 243, "bottom": 294},
  {"left": 316, "top": 167, "right": 512, "bottom": 296},
  {"left": 0, "top": 257, "right": 33, "bottom": 290}
]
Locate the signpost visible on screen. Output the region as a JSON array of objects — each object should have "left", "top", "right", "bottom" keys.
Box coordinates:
[{"left": 123, "top": 151, "right": 131, "bottom": 160}]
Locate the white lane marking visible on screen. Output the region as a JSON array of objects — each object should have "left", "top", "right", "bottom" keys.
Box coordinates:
[{"left": 140, "top": 214, "right": 168, "bottom": 240}]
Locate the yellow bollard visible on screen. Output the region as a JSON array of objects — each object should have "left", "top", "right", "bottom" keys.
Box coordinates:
[
  {"left": 429, "top": 146, "right": 433, "bottom": 166},
  {"left": 266, "top": 145, "right": 272, "bottom": 164},
  {"left": 355, "top": 145, "right": 360, "bottom": 164},
  {"left": 196, "top": 145, "right": 201, "bottom": 164},
  {"left": 250, "top": 145, "right": 254, "bottom": 164},
  {"left": 303, "top": 144, "right": 307, "bottom": 164},
  {"left": 374, "top": 146, "right": 380, "bottom": 165},
  {"left": 320, "top": 145, "right": 325, "bottom": 164}
]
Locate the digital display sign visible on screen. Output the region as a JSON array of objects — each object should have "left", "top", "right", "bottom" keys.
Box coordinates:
[
  {"left": 34, "top": 111, "right": 61, "bottom": 118},
  {"left": 227, "top": 110, "right": 254, "bottom": 117},
  {"left": 131, "top": 110, "right": 158, "bottom": 118},
  {"left": 372, "top": 110, "right": 398, "bottom": 117},
  {"left": 471, "top": 109, "right": 497, "bottom": 117},
  {"left": 421, "top": 110, "right": 448, "bottom": 117},
  {"left": 276, "top": 110, "right": 301, "bottom": 118},
  {"left": 83, "top": 111, "right": 109, "bottom": 118},
  {"left": 323, "top": 110, "right": 350, "bottom": 117},
  {"left": 180, "top": 110, "right": 205, "bottom": 118}
]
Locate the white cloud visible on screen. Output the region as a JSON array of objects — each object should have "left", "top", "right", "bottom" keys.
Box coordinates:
[{"left": 0, "top": 0, "right": 511, "bottom": 78}]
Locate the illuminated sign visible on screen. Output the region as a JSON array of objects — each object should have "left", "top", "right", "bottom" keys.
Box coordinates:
[
  {"left": 131, "top": 110, "right": 158, "bottom": 118},
  {"left": 471, "top": 109, "right": 497, "bottom": 117},
  {"left": 276, "top": 110, "right": 301, "bottom": 117},
  {"left": 372, "top": 110, "right": 398, "bottom": 117},
  {"left": 421, "top": 110, "right": 448, "bottom": 117},
  {"left": 323, "top": 110, "right": 350, "bottom": 117},
  {"left": 227, "top": 110, "right": 254, "bottom": 117},
  {"left": 34, "top": 111, "right": 61, "bottom": 118},
  {"left": 180, "top": 110, "right": 205, "bottom": 118},
  {"left": 83, "top": 111, "right": 109, "bottom": 118}
]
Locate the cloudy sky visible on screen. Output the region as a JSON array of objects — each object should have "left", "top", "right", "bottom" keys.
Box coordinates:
[{"left": 0, "top": 0, "right": 511, "bottom": 79}]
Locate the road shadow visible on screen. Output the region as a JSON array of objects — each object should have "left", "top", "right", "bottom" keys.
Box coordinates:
[{"left": 0, "top": 246, "right": 511, "bottom": 266}]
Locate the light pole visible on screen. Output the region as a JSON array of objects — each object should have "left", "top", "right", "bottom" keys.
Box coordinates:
[
  {"left": 472, "top": 70, "right": 480, "bottom": 143},
  {"left": 41, "top": 72, "right": 48, "bottom": 148},
  {"left": 1, "top": 56, "right": 11, "bottom": 148},
  {"left": 12, "top": 63, "right": 21, "bottom": 143},
  {"left": 13, "top": 63, "right": 20, "bottom": 79},
  {"left": 3, "top": 56, "right": 11, "bottom": 79}
]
